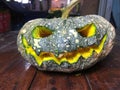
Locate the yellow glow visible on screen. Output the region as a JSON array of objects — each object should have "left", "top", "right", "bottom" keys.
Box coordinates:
[
  {"left": 77, "top": 23, "right": 96, "bottom": 37},
  {"left": 80, "top": 48, "right": 93, "bottom": 59},
  {"left": 22, "top": 34, "right": 107, "bottom": 66},
  {"left": 32, "top": 26, "right": 53, "bottom": 39},
  {"left": 92, "top": 35, "right": 107, "bottom": 53}
]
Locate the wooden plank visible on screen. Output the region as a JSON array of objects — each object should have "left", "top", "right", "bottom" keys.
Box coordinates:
[
  {"left": 0, "top": 56, "right": 36, "bottom": 90},
  {"left": 85, "top": 69, "right": 120, "bottom": 90},
  {"left": 0, "top": 35, "right": 37, "bottom": 90},
  {"left": 29, "top": 71, "right": 90, "bottom": 90},
  {"left": 0, "top": 31, "right": 18, "bottom": 39},
  {"left": 0, "top": 60, "right": 36, "bottom": 90},
  {"left": 0, "top": 42, "right": 18, "bottom": 73},
  {"left": 0, "top": 31, "right": 18, "bottom": 49},
  {"left": 84, "top": 43, "right": 120, "bottom": 90}
]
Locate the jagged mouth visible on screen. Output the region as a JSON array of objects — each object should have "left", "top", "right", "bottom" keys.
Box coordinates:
[{"left": 21, "top": 34, "right": 107, "bottom": 66}]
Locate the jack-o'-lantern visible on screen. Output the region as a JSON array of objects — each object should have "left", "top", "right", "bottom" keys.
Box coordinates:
[{"left": 17, "top": 0, "right": 115, "bottom": 72}]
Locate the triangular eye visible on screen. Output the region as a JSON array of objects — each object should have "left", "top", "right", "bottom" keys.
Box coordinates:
[
  {"left": 76, "top": 23, "right": 96, "bottom": 37},
  {"left": 32, "top": 26, "right": 53, "bottom": 39}
]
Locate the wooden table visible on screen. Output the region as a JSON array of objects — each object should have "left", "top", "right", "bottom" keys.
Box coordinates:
[{"left": 0, "top": 31, "right": 120, "bottom": 90}]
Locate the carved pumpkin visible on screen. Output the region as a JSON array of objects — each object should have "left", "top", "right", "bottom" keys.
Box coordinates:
[{"left": 17, "top": 0, "right": 115, "bottom": 72}]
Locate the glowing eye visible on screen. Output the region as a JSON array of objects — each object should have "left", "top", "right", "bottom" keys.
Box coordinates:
[
  {"left": 76, "top": 23, "right": 96, "bottom": 37},
  {"left": 32, "top": 26, "right": 53, "bottom": 39}
]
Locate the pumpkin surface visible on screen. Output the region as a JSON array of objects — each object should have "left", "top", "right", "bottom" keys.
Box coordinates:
[{"left": 17, "top": 15, "right": 115, "bottom": 72}]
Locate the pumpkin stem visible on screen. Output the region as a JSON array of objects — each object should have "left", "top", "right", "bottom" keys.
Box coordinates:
[{"left": 61, "top": 0, "right": 80, "bottom": 19}]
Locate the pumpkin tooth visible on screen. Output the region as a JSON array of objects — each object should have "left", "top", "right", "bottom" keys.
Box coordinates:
[
  {"left": 58, "top": 54, "right": 64, "bottom": 58},
  {"left": 21, "top": 34, "right": 107, "bottom": 66},
  {"left": 92, "top": 35, "right": 107, "bottom": 54},
  {"left": 78, "top": 47, "right": 93, "bottom": 59},
  {"left": 77, "top": 23, "right": 96, "bottom": 37}
]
